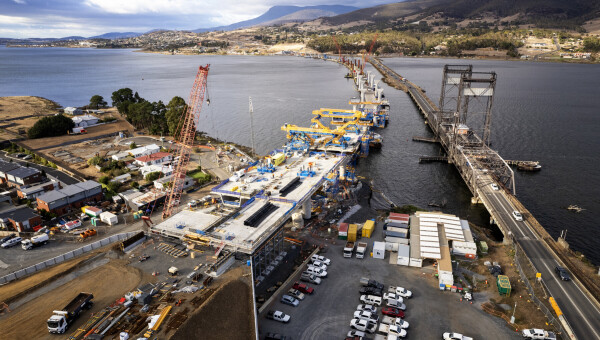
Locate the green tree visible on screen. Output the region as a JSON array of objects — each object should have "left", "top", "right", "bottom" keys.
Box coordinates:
[
  {"left": 27, "top": 114, "right": 75, "bottom": 139},
  {"left": 145, "top": 171, "right": 162, "bottom": 182},
  {"left": 99, "top": 175, "right": 111, "bottom": 185},
  {"left": 131, "top": 181, "right": 140, "bottom": 189},
  {"left": 111, "top": 88, "right": 135, "bottom": 107},
  {"left": 165, "top": 96, "right": 187, "bottom": 137},
  {"left": 129, "top": 142, "right": 137, "bottom": 149},
  {"left": 89, "top": 95, "right": 107, "bottom": 109}
]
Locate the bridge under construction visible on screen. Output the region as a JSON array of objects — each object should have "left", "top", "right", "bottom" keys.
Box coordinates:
[{"left": 370, "top": 57, "right": 600, "bottom": 340}]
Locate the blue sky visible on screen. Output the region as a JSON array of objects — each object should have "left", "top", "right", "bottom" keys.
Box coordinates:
[{"left": 0, "top": 0, "right": 395, "bottom": 38}]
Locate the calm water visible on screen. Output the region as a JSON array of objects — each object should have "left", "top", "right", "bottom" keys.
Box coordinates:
[{"left": 1, "top": 47, "right": 599, "bottom": 264}]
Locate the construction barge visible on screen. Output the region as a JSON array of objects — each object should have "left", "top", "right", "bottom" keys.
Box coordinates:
[{"left": 151, "top": 58, "right": 390, "bottom": 282}]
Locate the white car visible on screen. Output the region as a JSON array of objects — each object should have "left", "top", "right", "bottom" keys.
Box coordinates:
[
  {"left": 287, "top": 288, "right": 305, "bottom": 300},
  {"left": 350, "top": 318, "right": 377, "bottom": 333},
  {"left": 310, "top": 254, "right": 331, "bottom": 265},
  {"left": 347, "top": 330, "right": 366, "bottom": 338},
  {"left": 1, "top": 237, "right": 22, "bottom": 248},
  {"left": 305, "top": 266, "right": 327, "bottom": 277},
  {"left": 391, "top": 287, "right": 412, "bottom": 298},
  {"left": 308, "top": 262, "right": 327, "bottom": 271},
  {"left": 383, "top": 293, "right": 403, "bottom": 303},
  {"left": 356, "top": 304, "right": 377, "bottom": 313},
  {"left": 280, "top": 294, "right": 299, "bottom": 307},
  {"left": 386, "top": 299, "right": 406, "bottom": 310},
  {"left": 353, "top": 310, "right": 379, "bottom": 323},
  {"left": 491, "top": 183, "right": 499, "bottom": 190},
  {"left": 266, "top": 310, "right": 290, "bottom": 323},
  {"left": 522, "top": 328, "right": 556, "bottom": 339},
  {"left": 360, "top": 294, "right": 382, "bottom": 306},
  {"left": 512, "top": 211, "right": 523, "bottom": 221},
  {"left": 443, "top": 332, "right": 474, "bottom": 340},
  {"left": 300, "top": 272, "right": 321, "bottom": 285}
]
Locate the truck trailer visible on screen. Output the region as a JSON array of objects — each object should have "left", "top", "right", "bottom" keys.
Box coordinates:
[{"left": 47, "top": 292, "right": 94, "bottom": 334}]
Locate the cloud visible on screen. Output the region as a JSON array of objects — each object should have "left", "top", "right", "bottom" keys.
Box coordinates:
[{"left": 13, "top": 0, "right": 27, "bottom": 4}]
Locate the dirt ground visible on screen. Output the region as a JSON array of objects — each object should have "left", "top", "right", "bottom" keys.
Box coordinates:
[
  {"left": 0, "top": 258, "right": 143, "bottom": 340},
  {"left": 0, "top": 96, "right": 59, "bottom": 141},
  {"left": 170, "top": 265, "right": 255, "bottom": 340}
]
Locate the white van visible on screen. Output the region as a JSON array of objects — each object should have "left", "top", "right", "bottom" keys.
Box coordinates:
[
  {"left": 305, "top": 266, "right": 327, "bottom": 277},
  {"left": 360, "top": 294, "right": 382, "bottom": 306}
]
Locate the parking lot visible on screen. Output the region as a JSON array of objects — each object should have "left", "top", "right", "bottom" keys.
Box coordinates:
[{"left": 258, "top": 225, "right": 521, "bottom": 340}]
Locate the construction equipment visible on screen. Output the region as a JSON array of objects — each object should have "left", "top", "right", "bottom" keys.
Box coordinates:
[
  {"left": 332, "top": 35, "right": 342, "bottom": 61},
  {"left": 144, "top": 306, "right": 172, "bottom": 338},
  {"left": 162, "top": 65, "right": 210, "bottom": 219}
]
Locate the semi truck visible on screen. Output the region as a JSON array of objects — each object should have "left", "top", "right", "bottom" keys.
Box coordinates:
[
  {"left": 356, "top": 242, "right": 368, "bottom": 259},
  {"left": 47, "top": 292, "right": 94, "bottom": 334},
  {"left": 344, "top": 241, "right": 355, "bottom": 258},
  {"left": 21, "top": 233, "right": 49, "bottom": 250}
]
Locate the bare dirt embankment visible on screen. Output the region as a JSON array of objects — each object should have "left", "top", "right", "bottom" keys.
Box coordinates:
[
  {"left": 0, "top": 96, "right": 59, "bottom": 141},
  {"left": 170, "top": 266, "right": 255, "bottom": 340},
  {"left": 0, "top": 258, "right": 144, "bottom": 340}
]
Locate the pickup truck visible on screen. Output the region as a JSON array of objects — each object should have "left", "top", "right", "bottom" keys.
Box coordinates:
[
  {"left": 265, "top": 310, "right": 290, "bottom": 323},
  {"left": 381, "top": 316, "right": 409, "bottom": 329},
  {"left": 360, "top": 277, "right": 384, "bottom": 290},
  {"left": 353, "top": 310, "right": 379, "bottom": 324},
  {"left": 378, "top": 323, "right": 407, "bottom": 338},
  {"left": 443, "top": 332, "right": 474, "bottom": 340},
  {"left": 344, "top": 241, "right": 355, "bottom": 258},
  {"left": 522, "top": 329, "right": 557, "bottom": 339},
  {"left": 300, "top": 272, "right": 322, "bottom": 285},
  {"left": 356, "top": 242, "right": 368, "bottom": 259}
]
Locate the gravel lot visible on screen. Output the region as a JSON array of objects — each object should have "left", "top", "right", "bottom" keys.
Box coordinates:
[{"left": 258, "top": 226, "right": 521, "bottom": 340}]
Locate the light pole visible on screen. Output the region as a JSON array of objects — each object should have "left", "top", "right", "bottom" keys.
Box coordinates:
[{"left": 510, "top": 301, "right": 517, "bottom": 324}]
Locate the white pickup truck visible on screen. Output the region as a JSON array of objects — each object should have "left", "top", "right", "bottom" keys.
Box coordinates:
[
  {"left": 522, "top": 329, "right": 556, "bottom": 340},
  {"left": 388, "top": 286, "right": 412, "bottom": 298},
  {"left": 381, "top": 316, "right": 409, "bottom": 329},
  {"left": 443, "top": 332, "right": 473, "bottom": 340},
  {"left": 378, "top": 323, "right": 407, "bottom": 338}
]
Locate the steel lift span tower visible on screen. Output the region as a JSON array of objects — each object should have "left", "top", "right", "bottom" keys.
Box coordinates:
[{"left": 162, "top": 65, "right": 210, "bottom": 219}]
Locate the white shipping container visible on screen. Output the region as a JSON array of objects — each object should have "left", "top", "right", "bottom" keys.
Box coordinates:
[{"left": 100, "top": 212, "right": 118, "bottom": 225}]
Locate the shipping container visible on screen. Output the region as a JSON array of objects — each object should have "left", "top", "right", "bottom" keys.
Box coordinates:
[
  {"left": 362, "top": 219, "right": 375, "bottom": 238},
  {"left": 338, "top": 223, "right": 349, "bottom": 240},
  {"left": 497, "top": 275, "right": 511, "bottom": 296},
  {"left": 348, "top": 224, "right": 358, "bottom": 242},
  {"left": 478, "top": 241, "right": 488, "bottom": 254}
]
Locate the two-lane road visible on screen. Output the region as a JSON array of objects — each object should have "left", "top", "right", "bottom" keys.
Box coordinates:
[{"left": 478, "top": 176, "right": 600, "bottom": 339}]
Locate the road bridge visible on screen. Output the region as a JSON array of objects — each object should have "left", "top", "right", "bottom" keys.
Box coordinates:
[{"left": 370, "top": 57, "right": 600, "bottom": 340}]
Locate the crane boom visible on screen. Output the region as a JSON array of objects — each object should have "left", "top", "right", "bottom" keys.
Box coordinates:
[
  {"left": 332, "top": 36, "right": 342, "bottom": 60},
  {"left": 162, "top": 65, "right": 210, "bottom": 219}
]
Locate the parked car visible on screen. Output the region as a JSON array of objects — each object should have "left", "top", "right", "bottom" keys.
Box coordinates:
[
  {"left": 308, "top": 262, "right": 327, "bottom": 271},
  {"left": 0, "top": 233, "right": 16, "bottom": 244},
  {"left": 386, "top": 299, "right": 406, "bottom": 310},
  {"left": 350, "top": 318, "right": 377, "bottom": 333},
  {"left": 554, "top": 266, "right": 571, "bottom": 281},
  {"left": 22, "top": 155, "right": 32, "bottom": 160},
  {"left": 521, "top": 328, "right": 556, "bottom": 339},
  {"left": 347, "top": 330, "right": 366, "bottom": 338},
  {"left": 265, "top": 310, "right": 290, "bottom": 323},
  {"left": 390, "top": 286, "right": 412, "bottom": 298},
  {"left": 443, "top": 332, "right": 474, "bottom": 340},
  {"left": 359, "top": 286, "right": 383, "bottom": 297},
  {"left": 300, "top": 272, "right": 321, "bottom": 285},
  {"left": 353, "top": 310, "right": 379, "bottom": 323},
  {"left": 188, "top": 200, "right": 198, "bottom": 208},
  {"left": 512, "top": 211, "right": 523, "bottom": 221},
  {"left": 383, "top": 293, "right": 403, "bottom": 303},
  {"left": 359, "top": 294, "right": 382, "bottom": 306},
  {"left": 356, "top": 304, "right": 377, "bottom": 313},
  {"left": 311, "top": 254, "right": 331, "bottom": 265},
  {"left": 1, "top": 236, "right": 22, "bottom": 248},
  {"left": 304, "top": 266, "right": 327, "bottom": 277},
  {"left": 280, "top": 295, "right": 299, "bottom": 307},
  {"left": 292, "top": 282, "right": 314, "bottom": 294},
  {"left": 382, "top": 307, "right": 405, "bottom": 318},
  {"left": 287, "top": 288, "right": 305, "bottom": 300},
  {"left": 264, "top": 332, "right": 288, "bottom": 340},
  {"left": 360, "top": 278, "right": 384, "bottom": 290},
  {"left": 491, "top": 183, "right": 499, "bottom": 190}
]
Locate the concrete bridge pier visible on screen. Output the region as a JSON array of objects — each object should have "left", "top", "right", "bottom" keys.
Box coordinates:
[{"left": 302, "top": 200, "right": 312, "bottom": 219}]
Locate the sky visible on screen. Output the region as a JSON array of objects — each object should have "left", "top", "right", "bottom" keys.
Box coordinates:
[{"left": 0, "top": 0, "right": 396, "bottom": 38}]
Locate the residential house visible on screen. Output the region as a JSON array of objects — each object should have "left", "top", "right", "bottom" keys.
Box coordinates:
[
  {"left": 17, "top": 179, "right": 60, "bottom": 199},
  {"left": 64, "top": 107, "right": 83, "bottom": 115},
  {"left": 111, "top": 151, "right": 130, "bottom": 161},
  {"left": 140, "top": 164, "right": 173, "bottom": 177},
  {"left": 72, "top": 114, "right": 99, "bottom": 128},
  {"left": 134, "top": 152, "right": 172, "bottom": 167},
  {"left": 129, "top": 144, "right": 160, "bottom": 158},
  {"left": 6, "top": 166, "right": 42, "bottom": 187},
  {"left": 154, "top": 174, "right": 194, "bottom": 190},
  {"left": 0, "top": 206, "right": 42, "bottom": 232},
  {"left": 0, "top": 160, "right": 20, "bottom": 185},
  {"left": 36, "top": 180, "right": 103, "bottom": 215}
]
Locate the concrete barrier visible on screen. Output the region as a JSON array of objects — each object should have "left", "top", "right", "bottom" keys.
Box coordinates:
[{"left": 0, "top": 232, "right": 136, "bottom": 285}]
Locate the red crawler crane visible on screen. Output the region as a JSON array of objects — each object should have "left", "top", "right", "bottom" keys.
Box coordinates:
[{"left": 162, "top": 65, "right": 210, "bottom": 219}]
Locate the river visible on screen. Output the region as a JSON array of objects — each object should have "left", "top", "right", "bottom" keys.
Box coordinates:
[{"left": 1, "top": 46, "right": 599, "bottom": 264}]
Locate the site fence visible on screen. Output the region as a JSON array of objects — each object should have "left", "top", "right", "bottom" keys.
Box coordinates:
[
  {"left": 0, "top": 231, "right": 137, "bottom": 285},
  {"left": 513, "top": 240, "right": 568, "bottom": 339}
]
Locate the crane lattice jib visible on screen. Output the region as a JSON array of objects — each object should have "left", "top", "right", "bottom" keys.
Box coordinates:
[{"left": 162, "top": 65, "right": 210, "bottom": 219}]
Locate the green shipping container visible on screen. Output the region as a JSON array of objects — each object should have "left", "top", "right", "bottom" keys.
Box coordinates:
[
  {"left": 497, "top": 275, "right": 511, "bottom": 296},
  {"left": 478, "top": 241, "right": 489, "bottom": 254}
]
